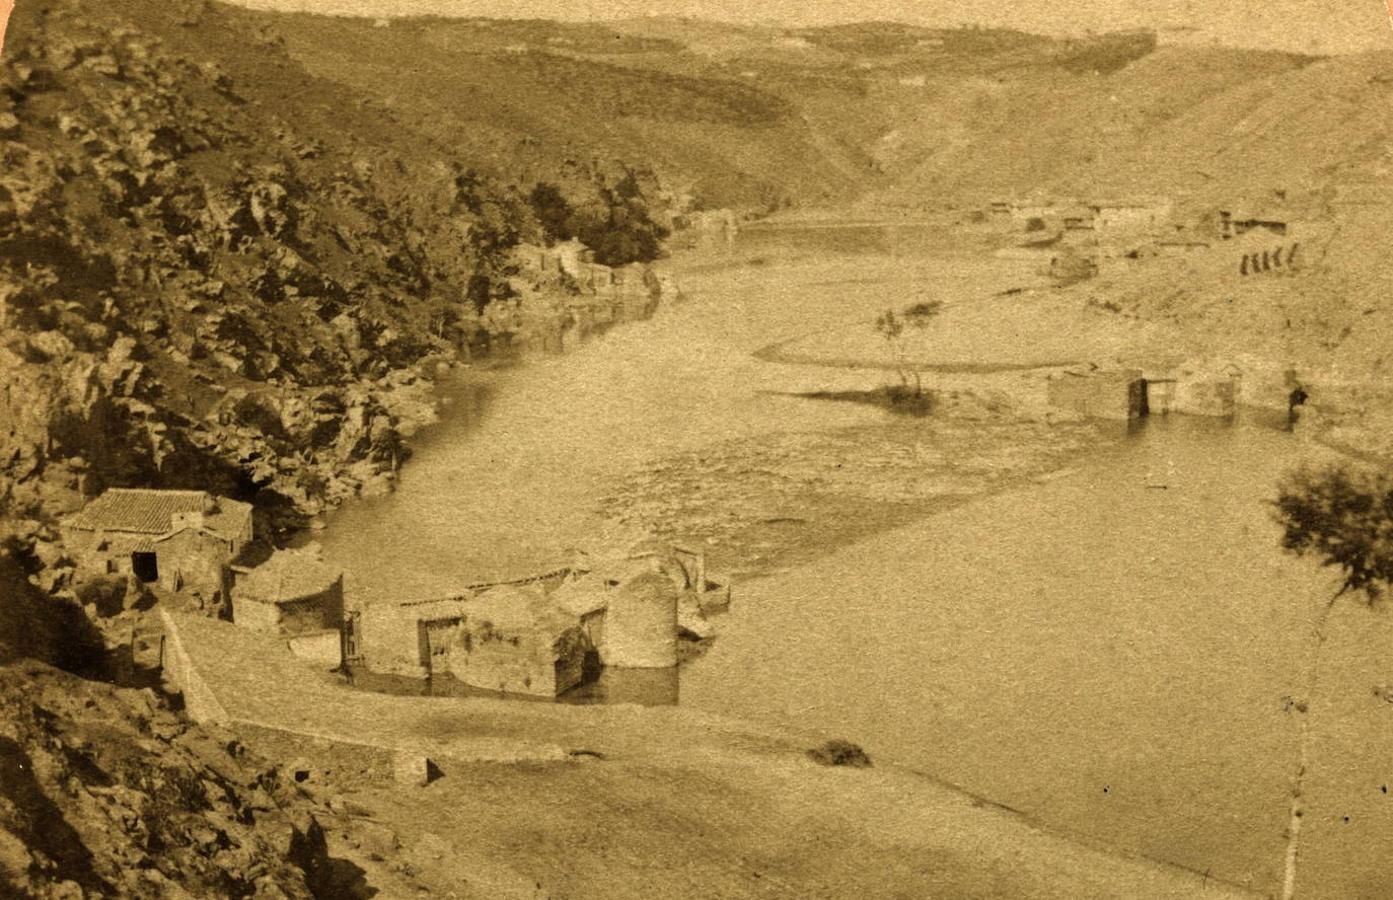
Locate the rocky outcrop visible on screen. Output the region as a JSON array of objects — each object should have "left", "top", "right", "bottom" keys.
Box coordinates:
[{"left": 0, "top": 659, "right": 336, "bottom": 899}]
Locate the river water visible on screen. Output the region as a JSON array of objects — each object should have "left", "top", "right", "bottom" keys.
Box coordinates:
[{"left": 319, "top": 224, "right": 1393, "bottom": 897}]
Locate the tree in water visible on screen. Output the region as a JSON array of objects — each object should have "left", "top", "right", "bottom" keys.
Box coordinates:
[
  {"left": 1271, "top": 463, "right": 1393, "bottom": 899},
  {"left": 874, "top": 299, "right": 942, "bottom": 407}
]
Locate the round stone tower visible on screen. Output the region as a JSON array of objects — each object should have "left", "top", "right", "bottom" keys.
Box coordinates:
[{"left": 603, "top": 568, "right": 678, "bottom": 669}]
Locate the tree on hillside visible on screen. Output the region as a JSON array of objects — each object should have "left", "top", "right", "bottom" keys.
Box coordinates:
[
  {"left": 874, "top": 299, "right": 942, "bottom": 402},
  {"left": 528, "top": 173, "right": 669, "bottom": 267},
  {"left": 527, "top": 181, "right": 577, "bottom": 244},
  {"left": 577, "top": 172, "right": 669, "bottom": 267},
  {"left": 1270, "top": 464, "right": 1393, "bottom": 900},
  {"left": 453, "top": 167, "right": 526, "bottom": 313}
]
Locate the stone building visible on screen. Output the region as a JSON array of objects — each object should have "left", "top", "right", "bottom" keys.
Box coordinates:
[
  {"left": 1091, "top": 198, "right": 1173, "bottom": 232},
  {"left": 553, "top": 544, "right": 730, "bottom": 665},
  {"left": 65, "top": 489, "right": 253, "bottom": 600},
  {"left": 1047, "top": 368, "right": 1239, "bottom": 421},
  {"left": 351, "top": 595, "right": 465, "bottom": 679},
  {"left": 230, "top": 543, "right": 344, "bottom": 641},
  {"left": 347, "top": 545, "right": 728, "bottom": 697},
  {"left": 553, "top": 553, "right": 681, "bottom": 668},
  {"left": 451, "top": 586, "right": 591, "bottom": 697},
  {"left": 1046, "top": 369, "right": 1148, "bottom": 421},
  {"left": 350, "top": 581, "right": 592, "bottom": 698}
]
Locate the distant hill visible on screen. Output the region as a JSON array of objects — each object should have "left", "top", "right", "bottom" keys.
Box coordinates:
[
  {"left": 231, "top": 10, "right": 886, "bottom": 210},
  {"left": 229, "top": 0, "right": 1392, "bottom": 56},
  {"left": 242, "top": 10, "right": 1391, "bottom": 220},
  {"left": 875, "top": 44, "right": 1393, "bottom": 216}
]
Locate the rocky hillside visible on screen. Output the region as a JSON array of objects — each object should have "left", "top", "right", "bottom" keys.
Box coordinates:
[
  {"left": 0, "top": 658, "right": 335, "bottom": 898},
  {"left": 0, "top": 552, "right": 396, "bottom": 899},
  {"left": 0, "top": 0, "right": 681, "bottom": 537}
]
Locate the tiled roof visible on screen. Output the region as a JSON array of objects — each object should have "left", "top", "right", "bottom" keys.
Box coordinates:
[
  {"left": 69, "top": 489, "right": 252, "bottom": 542},
  {"left": 199, "top": 499, "right": 254, "bottom": 544}
]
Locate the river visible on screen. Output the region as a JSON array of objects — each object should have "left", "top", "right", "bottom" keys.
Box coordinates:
[{"left": 319, "top": 223, "right": 1393, "bottom": 898}]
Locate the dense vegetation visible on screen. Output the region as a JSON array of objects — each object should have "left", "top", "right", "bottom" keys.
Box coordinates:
[{"left": 528, "top": 174, "right": 670, "bottom": 267}]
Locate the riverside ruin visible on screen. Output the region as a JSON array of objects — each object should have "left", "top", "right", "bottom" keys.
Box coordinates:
[{"left": 343, "top": 545, "right": 729, "bottom": 697}]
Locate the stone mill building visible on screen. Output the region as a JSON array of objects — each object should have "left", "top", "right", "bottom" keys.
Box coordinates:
[{"left": 65, "top": 488, "right": 254, "bottom": 601}]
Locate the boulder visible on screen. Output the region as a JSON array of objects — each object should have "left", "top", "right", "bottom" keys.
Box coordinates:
[{"left": 391, "top": 751, "right": 441, "bottom": 788}]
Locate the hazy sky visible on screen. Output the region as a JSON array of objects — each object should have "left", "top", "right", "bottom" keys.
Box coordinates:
[
  {"left": 226, "top": 0, "right": 1393, "bottom": 54},
  {"left": 0, "top": 1, "right": 1388, "bottom": 55},
  {"left": 0, "top": 1, "right": 12, "bottom": 55}
]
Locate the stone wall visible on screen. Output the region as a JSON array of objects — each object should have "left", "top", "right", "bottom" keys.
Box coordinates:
[
  {"left": 231, "top": 595, "right": 282, "bottom": 633},
  {"left": 66, "top": 529, "right": 143, "bottom": 578},
  {"left": 155, "top": 529, "right": 230, "bottom": 599},
  {"left": 1046, "top": 370, "right": 1145, "bottom": 421},
  {"left": 287, "top": 630, "right": 342, "bottom": 668},
  {"left": 1172, "top": 378, "right": 1237, "bottom": 417},
  {"left": 158, "top": 609, "right": 230, "bottom": 726},
  {"left": 604, "top": 571, "right": 678, "bottom": 669},
  {"left": 447, "top": 621, "right": 573, "bottom": 697},
  {"left": 357, "top": 597, "right": 466, "bottom": 678},
  {"left": 277, "top": 592, "right": 334, "bottom": 635}
]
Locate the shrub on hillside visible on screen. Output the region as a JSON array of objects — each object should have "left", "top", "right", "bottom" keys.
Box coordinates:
[{"left": 808, "top": 739, "right": 872, "bottom": 768}]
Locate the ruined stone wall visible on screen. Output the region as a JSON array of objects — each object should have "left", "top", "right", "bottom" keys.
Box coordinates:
[
  {"left": 1046, "top": 371, "right": 1145, "bottom": 421},
  {"left": 231, "top": 595, "right": 282, "bottom": 633},
  {"left": 1237, "top": 242, "right": 1300, "bottom": 277}
]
